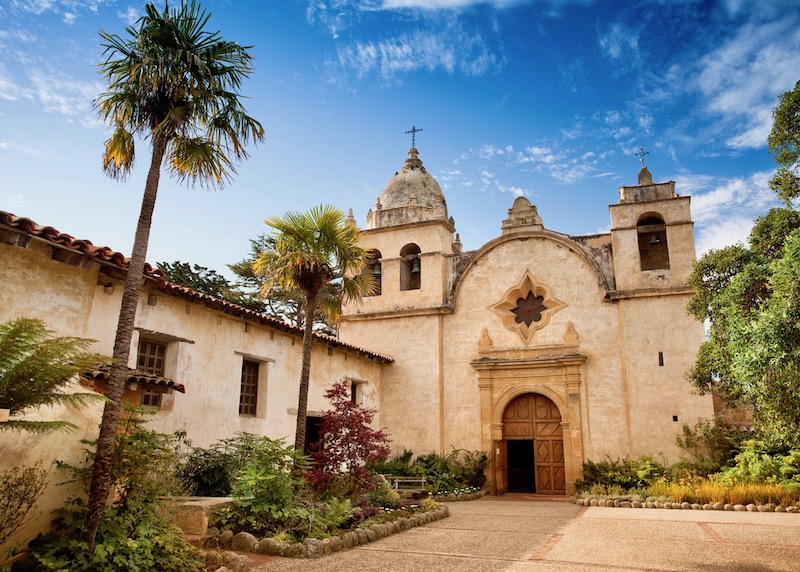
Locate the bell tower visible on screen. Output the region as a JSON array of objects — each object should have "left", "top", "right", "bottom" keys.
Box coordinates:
[
  {"left": 609, "top": 165, "right": 696, "bottom": 292},
  {"left": 339, "top": 144, "right": 459, "bottom": 454}
]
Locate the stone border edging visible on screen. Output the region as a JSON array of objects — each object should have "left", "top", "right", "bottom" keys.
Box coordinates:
[
  {"left": 572, "top": 497, "right": 799, "bottom": 513},
  {"left": 204, "top": 506, "right": 450, "bottom": 560}
]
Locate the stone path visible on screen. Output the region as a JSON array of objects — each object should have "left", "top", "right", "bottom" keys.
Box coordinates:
[{"left": 251, "top": 494, "right": 800, "bottom": 571}]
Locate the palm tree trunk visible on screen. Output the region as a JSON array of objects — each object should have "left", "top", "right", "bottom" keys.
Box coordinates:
[
  {"left": 84, "top": 137, "right": 167, "bottom": 551},
  {"left": 294, "top": 291, "right": 318, "bottom": 452}
]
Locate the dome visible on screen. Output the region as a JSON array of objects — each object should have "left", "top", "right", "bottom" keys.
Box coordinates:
[{"left": 368, "top": 148, "right": 448, "bottom": 229}]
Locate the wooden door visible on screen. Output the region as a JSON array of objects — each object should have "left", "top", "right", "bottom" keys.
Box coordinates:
[
  {"left": 494, "top": 439, "right": 508, "bottom": 494},
  {"left": 502, "top": 394, "right": 565, "bottom": 494}
]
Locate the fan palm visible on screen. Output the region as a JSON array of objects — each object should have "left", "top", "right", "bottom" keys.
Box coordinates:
[
  {"left": 254, "top": 205, "right": 374, "bottom": 452},
  {"left": 86, "top": 0, "right": 263, "bottom": 550},
  {"left": 0, "top": 318, "right": 105, "bottom": 434}
]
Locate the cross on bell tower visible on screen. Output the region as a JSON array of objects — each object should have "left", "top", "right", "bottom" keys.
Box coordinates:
[
  {"left": 635, "top": 147, "right": 650, "bottom": 165},
  {"left": 405, "top": 125, "right": 423, "bottom": 148}
]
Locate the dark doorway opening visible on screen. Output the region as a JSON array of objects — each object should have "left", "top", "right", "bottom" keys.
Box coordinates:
[
  {"left": 304, "top": 415, "right": 323, "bottom": 456},
  {"left": 507, "top": 439, "right": 535, "bottom": 492}
]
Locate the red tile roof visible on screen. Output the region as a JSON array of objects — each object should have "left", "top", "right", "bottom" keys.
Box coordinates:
[
  {"left": 0, "top": 210, "right": 392, "bottom": 363},
  {"left": 83, "top": 365, "right": 186, "bottom": 393}
]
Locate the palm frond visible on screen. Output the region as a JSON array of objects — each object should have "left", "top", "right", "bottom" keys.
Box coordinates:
[
  {"left": 168, "top": 135, "right": 234, "bottom": 188},
  {"left": 2, "top": 419, "right": 80, "bottom": 434},
  {"left": 102, "top": 125, "right": 135, "bottom": 179}
]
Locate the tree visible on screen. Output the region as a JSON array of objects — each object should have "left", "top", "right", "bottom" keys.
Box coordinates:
[
  {"left": 687, "top": 80, "right": 800, "bottom": 448},
  {"left": 158, "top": 260, "right": 265, "bottom": 311},
  {"left": 253, "top": 205, "right": 373, "bottom": 452},
  {"left": 86, "top": 1, "right": 263, "bottom": 550},
  {"left": 229, "top": 233, "right": 339, "bottom": 334},
  {"left": 0, "top": 317, "right": 105, "bottom": 434},
  {"left": 307, "top": 379, "right": 389, "bottom": 498},
  {"left": 768, "top": 78, "right": 800, "bottom": 202}
]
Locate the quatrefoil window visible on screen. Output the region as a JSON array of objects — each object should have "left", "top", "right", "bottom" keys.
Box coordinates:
[{"left": 490, "top": 270, "right": 565, "bottom": 344}]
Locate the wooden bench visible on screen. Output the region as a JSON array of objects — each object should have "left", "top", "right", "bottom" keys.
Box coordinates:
[{"left": 383, "top": 475, "right": 427, "bottom": 490}]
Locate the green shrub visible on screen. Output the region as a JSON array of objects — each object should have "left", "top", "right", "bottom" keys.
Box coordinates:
[
  {"left": 575, "top": 457, "right": 666, "bottom": 491},
  {"left": 717, "top": 440, "right": 800, "bottom": 486},
  {"left": 179, "top": 432, "right": 260, "bottom": 497},
  {"left": 675, "top": 417, "right": 745, "bottom": 471},
  {"left": 366, "top": 449, "right": 415, "bottom": 477},
  {"left": 16, "top": 408, "right": 202, "bottom": 571}
]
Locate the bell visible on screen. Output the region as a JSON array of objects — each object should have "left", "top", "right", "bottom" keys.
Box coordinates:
[
  {"left": 372, "top": 264, "right": 381, "bottom": 276},
  {"left": 411, "top": 257, "right": 421, "bottom": 274},
  {"left": 649, "top": 235, "right": 661, "bottom": 245}
]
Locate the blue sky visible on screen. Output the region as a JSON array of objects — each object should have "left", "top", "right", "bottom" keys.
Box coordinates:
[{"left": 1, "top": 0, "right": 798, "bottom": 279}]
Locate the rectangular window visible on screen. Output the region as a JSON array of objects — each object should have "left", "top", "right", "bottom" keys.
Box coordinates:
[
  {"left": 239, "top": 360, "right": 259, "bottom": 416},
  {"left": 137, "top": 339, "right": 167, "bottom": 408},
  {"left": 658, "top": 352, "right": 664, "bottom": 367},
  {"left": 137, "top": 339, "right": 166, "bottom": 375},
  {"left": 141, "top": 388, "right": 163, "bottom": 408}
]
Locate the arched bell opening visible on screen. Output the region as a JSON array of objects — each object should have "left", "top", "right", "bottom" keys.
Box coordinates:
[{"left": 399, "top": 243, "right": 421, "bottom": 291}]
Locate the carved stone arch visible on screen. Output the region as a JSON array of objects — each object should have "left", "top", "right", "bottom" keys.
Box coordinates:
[
  {"left": 448, "top": 230, "right": 611, "bottom": 308},
  {"left": 492, "top": 385, "right": 568, "bottom": 428}
]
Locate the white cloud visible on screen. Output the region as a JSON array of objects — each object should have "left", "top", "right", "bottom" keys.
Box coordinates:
[
  {"left": 695, "top": 18, "right": 800, "bottom": 150},
  {"left": 29, "top": 68, "right": 102, "bottom": 116},
  {"left": 695, "top": 215, "right": 755, "bottom": 255},
  {"left": 597, "top": 21, "right": 642, "bottom": 74},
  {"left": 117, "top": 7, "right": 139, "bottom": 25},
  {"left": 63, "top": 12, "right": 76, "bottom": 24},
  {"left": 689, "top": 171, "right": 776, "bottom": 225},
  {"left": 0, "top": 64, "right": 34, "bottom": 101},
  {"left": 330, "top": 23, "right": 504, "bottom": 84},
  {"left": 0, "top": 191, "right": 25, "bottom": 210},
  {"left": 0, "top": 140, "right": 45, "bottom": 159}
]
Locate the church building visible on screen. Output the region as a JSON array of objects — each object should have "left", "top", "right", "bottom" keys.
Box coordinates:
[{"left": 340, "top": 146, "right": 714, "bottom": 494}]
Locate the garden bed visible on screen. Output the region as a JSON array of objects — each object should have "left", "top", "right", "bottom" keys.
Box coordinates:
[{"left": 201, "top": 505, "right": 450, "bottom": 559}]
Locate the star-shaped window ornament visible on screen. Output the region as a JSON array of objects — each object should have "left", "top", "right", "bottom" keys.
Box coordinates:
[
  {"left": 512, "top": 292, "right": 547, "bottom": 326},
  {"left": 490, "top": 270, "right": 565, "bottom": 345}
]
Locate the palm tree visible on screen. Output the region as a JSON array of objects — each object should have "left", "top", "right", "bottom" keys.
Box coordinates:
[
  {"left": 254, "top": 205, "right": 374, "bottom": 452},
  {"left": 0, "top": 318, "right": 105, "bottom": 434},
  {"left": 86, "top": 0, "right": 263, "bottom": 549}
]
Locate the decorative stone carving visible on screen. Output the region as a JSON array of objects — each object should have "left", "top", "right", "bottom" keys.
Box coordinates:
[
  {"left": 501, "top": 197, "right": 544, "bottom": 233},
  {"left": 563, "top": 322, "right": 579, "bottom": 348},
  {"left": 490, "top": 269, "right": 565, "bottom": 345},
  {"left": 478, "top": 329, "right": 493, "bottom": 354}
]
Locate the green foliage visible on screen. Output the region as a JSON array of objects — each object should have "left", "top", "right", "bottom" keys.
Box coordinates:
[
  {"left": 227, "top": 234, "right": 338, "bottom": 334},
  {"left": 687, "top": 208, "right": 800, "bottom": 447},
  {"left": 179, "top": 432, "right": 261, "bottom": 496},
  {"left": 0, "top": 463, "right": 48, "bottom": 558},
  {"left": 367, "top": 479, "right": 401, "bottom": 509},
  {"left": 0, "top": 318, "right": 106, "bottom": 433},
  {"left": 157, "top": 260, "right": 266, "bottom": 312},
  {"left": 768, "top": 78, "right": 800, "bottom": 202},
  {"left": 213, "top": 437, "right": 318, "bottom": 538},
  {"left": 367, "top": 449, "right": 489, "bottom": 494},
  {"left": 366, "top": 449, "right": 415, "bottom": 476},
  {"left": 96, "top": 0, "right": 264, "bottom": 186},
  {"left": 717, "top": 440, "right": 800, "bottom": 487},
  {"left": 675, "top": 417, "right": 746, "bottom": 472},
  {"left": 575, "top": 457, "right": 667, "bottom": 492},
  {"left": 16, "top": 408, "right": 201, "bottom": 571}
]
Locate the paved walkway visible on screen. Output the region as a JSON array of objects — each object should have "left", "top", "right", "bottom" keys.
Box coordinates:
[{"left": 252, "top": 494, "right": 800, "bottom": 571}]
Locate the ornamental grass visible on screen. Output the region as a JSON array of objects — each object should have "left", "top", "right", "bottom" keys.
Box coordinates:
[{"left": 646, "top": 480, "right": 800, "bottom": 507}]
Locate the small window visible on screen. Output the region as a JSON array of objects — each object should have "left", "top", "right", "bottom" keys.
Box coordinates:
[
  {"left": 400, "top": 243, "right": 421, "bottom": 291},
  {"left": 239, "top": 360, "right": 259, "bottom": 416},
  {"left": 141, "top": 387, "right": 165, "bottom": 408},
  {"left": 137, "top": 339, "right": 166, "bottom": 375},
  {"left": 350, "top": 380, "right": 362, "bottom": 405},
  {"left": 137, "top": 339, "right": 167, "bottom": 408},
  {"left": 637, "top": 214, "right": 670, "bottom": 271}
]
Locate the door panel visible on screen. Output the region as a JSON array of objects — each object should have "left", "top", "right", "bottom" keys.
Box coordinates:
[{"left": 494, "top": 439, "right": 508, "bottom": 495}]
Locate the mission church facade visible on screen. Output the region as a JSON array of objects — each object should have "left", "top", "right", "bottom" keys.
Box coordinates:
[
  {"left": 340, "top": 146, "right": 713, "bottom": 494},
  {"left": 0, "top": 145, "right": 713, "bottom": 500}
]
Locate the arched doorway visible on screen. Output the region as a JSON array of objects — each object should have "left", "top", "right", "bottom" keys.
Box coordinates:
[{"left": 501, "top": 393, "right": 566, "bottom": 494}]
